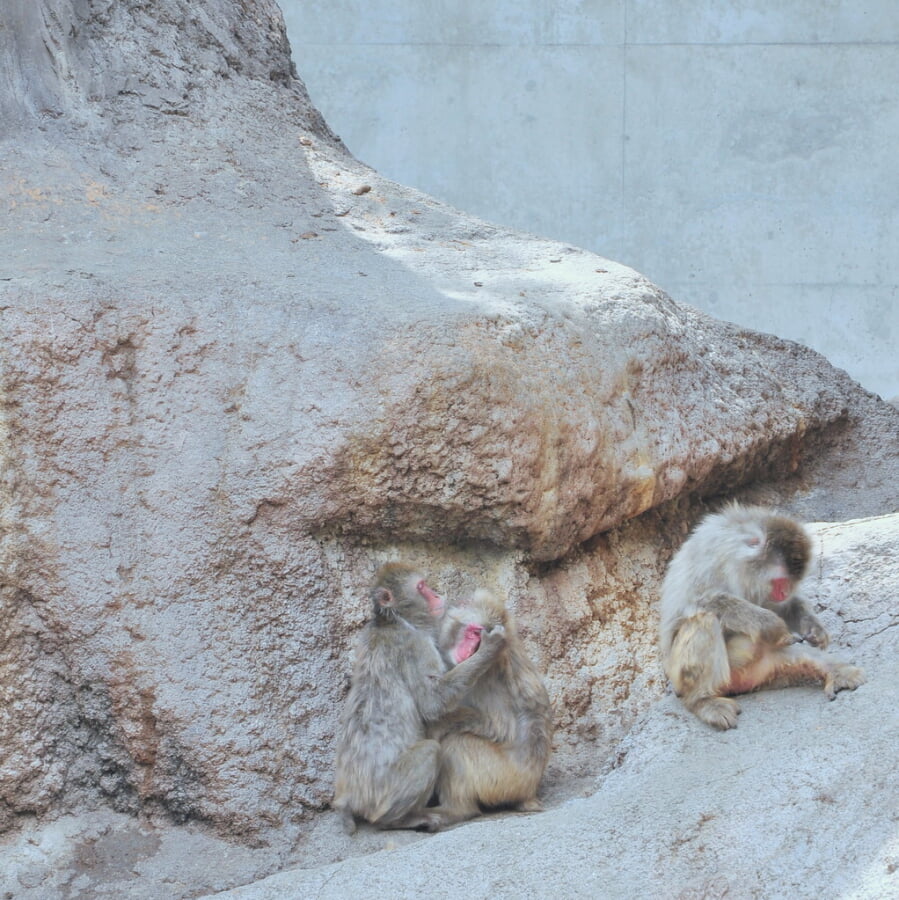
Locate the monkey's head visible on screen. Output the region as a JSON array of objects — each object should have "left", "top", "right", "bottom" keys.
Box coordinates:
[
  {"left": 727, "top": 506, "right": 811, "bottom": 606},
  {"left": 438, "top": 589, "right": 508, "bottom": 665},
  {"left": 369, "top": 562, "right": 445, "bottom": 627},
  {"left": 763, "top": 515, "right": 811, "bottom": 601}
]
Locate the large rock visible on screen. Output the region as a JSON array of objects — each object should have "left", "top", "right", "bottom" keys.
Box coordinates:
[{"left": 1, "top": 0, "right": 897, "bottom": 867}]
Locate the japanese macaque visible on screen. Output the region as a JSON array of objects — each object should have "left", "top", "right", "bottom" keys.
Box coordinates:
[
  {"left": 333, "top": 563, "right": 506, "bottom": 833},
  {"left": 429, "top": 589, "right": 553, "bottom": 825},
  {"left": 660, "top": 504, "right": 865, "bottom": 730}
]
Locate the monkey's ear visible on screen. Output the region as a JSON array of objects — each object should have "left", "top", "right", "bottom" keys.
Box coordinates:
[{"left": 373, "top": 587, "right": 395, "bottom": 609}]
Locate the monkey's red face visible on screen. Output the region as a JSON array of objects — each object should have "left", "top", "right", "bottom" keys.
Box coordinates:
[
  {"left": 770, "top": 577, "right": 791, "bottom": 603},
  {"left": 452, "top": 623, "right": 483, "bottom": 664},
  {"left": 416, "top": 579, "right": 445, "bottom": 617},
  {"left": 763, "top": 552, "right": 795, "bottom": 603}
]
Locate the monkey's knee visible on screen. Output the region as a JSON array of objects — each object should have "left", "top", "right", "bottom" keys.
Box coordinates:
[
  {"left": 667, "top": 613, "right": 729, "bottom": 697},
  {"left": 375, "top": 741, "right": 441, "bottom": 827}
]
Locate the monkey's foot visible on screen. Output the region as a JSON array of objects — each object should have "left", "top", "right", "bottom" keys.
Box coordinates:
[
  {"left": 382, "top": 810, "right": 445, "bottom": 833},
  {"left": 336, "top": 806, "right": 357, "bottom": 835},
  {"left": 824, "top": 664, "right": 866, "bottom": 700},
  {"left": 515, "top": 798, "right": 544, "bottom": 813},
  {"left": 692, "top": 696, "right": 741, "bottom": 730}
]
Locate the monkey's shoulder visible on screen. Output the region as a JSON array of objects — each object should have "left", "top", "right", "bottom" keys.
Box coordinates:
[{"left": 468, "top": 644, "right": 549, "bottom": 708}]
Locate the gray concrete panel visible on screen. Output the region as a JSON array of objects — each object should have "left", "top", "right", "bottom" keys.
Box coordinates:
[
  {"left": 284, "top": 1, "right": 625, "bottom": 46},
  {"left": 283, "top": 2, "right": 899, "bottom": 399},
  {"left": 621, "top": 45, "right": 899, "bottom": 283},
  {"left": 296, "top": 42, "right": 625, "bottom": 248},
  {"left": 628, "top": 0, "right": 899, "bottom": 45}
]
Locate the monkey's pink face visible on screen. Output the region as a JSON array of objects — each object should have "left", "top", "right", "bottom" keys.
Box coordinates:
[
  {"left": 763, "top": 556, "right": 794, "bottom": 603},
  {"left": 452, "top": 623, "right": 483, "bottom": 664},
  {"left": 416, "top": 579, "right": 445, "bottom": 617},
  {"left": 770, "top": 577, "right": 791, "bottom": 603}
]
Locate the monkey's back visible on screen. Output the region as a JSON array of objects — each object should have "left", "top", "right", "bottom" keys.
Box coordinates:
[
  {"left": 334, "top": 620, "right": 446, "bottom": 809},
  {"left": 464, "top": 631, "right": 553, "bottom": 772}
]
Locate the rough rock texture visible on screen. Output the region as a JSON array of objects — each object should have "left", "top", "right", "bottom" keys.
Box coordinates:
[
  {"left": 1, "top": 514, "right": 896, "bottom": 899},
  {"left": 1, "top": 1, "right": 898, "bottom": 896}
]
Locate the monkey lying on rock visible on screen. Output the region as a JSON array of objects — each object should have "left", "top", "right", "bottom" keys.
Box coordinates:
[
  {"left": 333, "top": 563, "right": 506, "bottom": 833},
  {"left": 660, "top": 503, "right": 865, "bottom": 730},
  {"left": 429, "top": 588, "right": 553, "bottom": 824}
]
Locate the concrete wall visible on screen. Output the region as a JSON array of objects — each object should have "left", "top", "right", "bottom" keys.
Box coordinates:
[{"left": 282, "top": 2, "right": 899, "bottom": 401}]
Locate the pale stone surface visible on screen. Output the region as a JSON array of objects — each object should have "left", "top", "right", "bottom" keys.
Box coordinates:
[{"left": 1, "top": 2, "right": 898, "bottom": 897}]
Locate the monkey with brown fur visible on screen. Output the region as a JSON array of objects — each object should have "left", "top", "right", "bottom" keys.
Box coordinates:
[
  {"left": 333, "top": 563, "right": 506, "bottom": 833},
  {"left": 428, "top": 588, "right": 553, "bottom": 825},
  {"left": 660, "top": 503, "right": 865, "bottom": 730}
]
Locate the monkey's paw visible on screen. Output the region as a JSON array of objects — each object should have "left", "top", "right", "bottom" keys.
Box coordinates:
[
  {"left": 693, "top": 696, "right": 741, "bottom": 730},
  {"left": 824, "top": 663, "right": 866, "bottom": 700},
  {"left": 481, "top": 624, "right": 507, "bottom": 651},
  {"left": 417, "top": 812, "right": 445, "bottom": 833},
  {"left": 801, "top": 622, "right": 830, "bottom": 650},
  {"left": 759, "top": 612, "right": 794, "bottom": 648}
]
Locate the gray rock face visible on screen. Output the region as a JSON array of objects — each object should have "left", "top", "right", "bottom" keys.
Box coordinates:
[{"left": 1, "top": 2, "right": 897, "bottom": 893}]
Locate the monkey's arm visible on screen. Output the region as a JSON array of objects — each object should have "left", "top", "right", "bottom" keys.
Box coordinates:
[
  {"left": 698, "top": 593, "right": 793, "bottom": 646},
  {"left": 420, "top": 626, "right": 506, "bottom": 723},
  {"left": 774, "top": 596, "right": 829, "bottom": 648},
  {"left": 428, "top": 706, "right": 498, "bottom": 742}
]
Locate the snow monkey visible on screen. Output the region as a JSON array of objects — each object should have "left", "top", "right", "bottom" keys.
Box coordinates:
[
  {"left": 660, "top": 504, "right": 865, "bottom": 730},
  {"left": 333, "top": 563, "right": 507, "bottom": 833},
  {"left": 429, "top": 588, "right": 553, "bottom": 825}
]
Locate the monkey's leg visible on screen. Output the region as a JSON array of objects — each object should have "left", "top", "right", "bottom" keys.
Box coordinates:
[
  {"left": 729, "top": 643, "right": 865, "bottom": 699},
  {"left": 428, "top": 735, "right": 485, "bottom": 827},
  {"left": 667, "top": 612, "right": 740, "bottom": 730},
  {"left": 432, "top": 732, "right": 547, "bottom": 826},
  {"left": 371, "top": 739, "right": 443, "bottom": 832}
]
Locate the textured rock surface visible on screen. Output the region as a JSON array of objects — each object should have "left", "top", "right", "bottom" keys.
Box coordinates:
[
  {"left": 1, "top": 1, "right": 898, "bottom": 895},
  {"left": 214, "top": 516, "right": 897, "bottom": 900},
  {"left": 1, "top": 515, "right": 896, "bottom": 899}
]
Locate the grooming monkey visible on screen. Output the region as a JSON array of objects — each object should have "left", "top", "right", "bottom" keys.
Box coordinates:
[
  {"left": 333, "top": 563, "right": 506, "bottom": 833},
  {"left": 429, "top": 588, "right": 553, "bottom": 824},
  {"left": 660, "top": 504, "right": 865, "bottom": 730}
]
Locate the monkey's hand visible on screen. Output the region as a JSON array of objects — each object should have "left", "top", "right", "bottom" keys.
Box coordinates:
[
  {"left": 757, "top": 610, "right": 796, "bottom": 649},
  {"left": 797, "top": 617, "right": 830, "bottom": 650},
  {"left": 777, "top": 597, "right": 830, "bottom": 649},
  {"left": 479, "top": 624, "right": 507, "bottom": 657}
]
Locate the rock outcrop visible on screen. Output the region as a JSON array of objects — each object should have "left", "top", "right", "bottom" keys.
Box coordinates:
[{"left": 1, "top": 3, "right": 897, "bottom": 890}]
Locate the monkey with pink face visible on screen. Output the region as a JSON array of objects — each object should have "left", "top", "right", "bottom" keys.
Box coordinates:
[
  {"left": 333, "top": 563, "right": 506, "bottom": 833},
  {"left": 429, "top": 588, "right": 553, "bottom": 824},
  {"left": 660, "top": 503, "right": 865, "bottom": 730}
]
